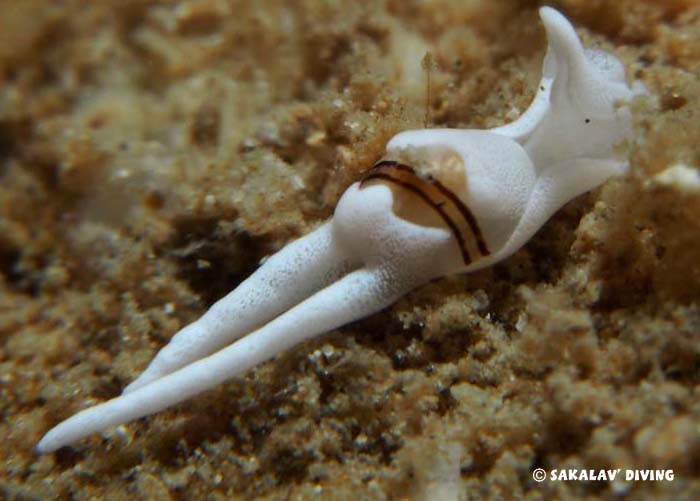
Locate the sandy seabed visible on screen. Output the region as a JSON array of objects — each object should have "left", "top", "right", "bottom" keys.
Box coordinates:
[{"left": 1, "top": 0, "right": 700, "bottom": 499}]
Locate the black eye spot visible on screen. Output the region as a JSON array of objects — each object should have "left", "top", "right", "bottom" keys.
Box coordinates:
[
  {"left": 585, "top": 118, "right": 591, "bottom": 124},
  {"left": 540, "top": 85, "right": 545, "bottom": 91}
]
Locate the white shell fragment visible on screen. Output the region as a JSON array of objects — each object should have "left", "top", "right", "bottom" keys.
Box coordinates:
[
  {"left": 648, "top": 164, "right": 700, "bottom": 194},
  {"left": 37, "top": 7, "right": 640, "bottom": 454}
]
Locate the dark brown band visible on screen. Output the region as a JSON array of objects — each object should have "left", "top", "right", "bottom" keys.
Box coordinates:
[{"left": 360, "top": 160, "right": 489, "bottom": 265}]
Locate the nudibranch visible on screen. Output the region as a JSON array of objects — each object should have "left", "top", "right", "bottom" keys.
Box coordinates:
[{"left": 37, "top": 7, "right": 641, "bottom": 453}]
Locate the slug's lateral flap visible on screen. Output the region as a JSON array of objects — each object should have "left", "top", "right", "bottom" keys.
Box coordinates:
[{"left": 491, "top": 47, "right": 556, "bottom": 144}]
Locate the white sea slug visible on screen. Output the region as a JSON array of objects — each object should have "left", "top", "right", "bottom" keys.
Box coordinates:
[{"left": 37, "top": 7, "right": 641, "bottom": 453}]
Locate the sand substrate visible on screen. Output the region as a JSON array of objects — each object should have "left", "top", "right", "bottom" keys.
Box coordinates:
[{"left": 1, "top": 0, "right": 700, "bottom": 499}]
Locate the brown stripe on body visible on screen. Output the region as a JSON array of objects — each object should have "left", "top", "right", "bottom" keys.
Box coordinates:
[
  {"left": 428, "top": 175, "right": 489, "bottom": 256},
  {"left": 360, "top": 160, "right": 490, "bottom": 266}
]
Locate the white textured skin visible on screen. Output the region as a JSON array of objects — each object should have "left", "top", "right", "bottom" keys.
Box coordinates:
[
  {"left": 384, "top": 130, "right": 536, "bottom": 264},
  {"left": 123, "top": 222, "right": 355, "bottom": 393},
  {"left": 37, "top": 6, "right": 639, "bottom": 453}
]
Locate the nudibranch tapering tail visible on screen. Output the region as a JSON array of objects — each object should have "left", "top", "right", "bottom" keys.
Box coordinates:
[{"left": 37, "top": 7, "right": 642, "bottom": 453}]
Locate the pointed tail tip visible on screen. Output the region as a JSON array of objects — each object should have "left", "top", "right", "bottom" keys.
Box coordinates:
[
  {"left": 35, "top": 433, "right": 58, "bottom": 455},
  {"left": 36, "top": 412, "right": 89, "bottom": 454}
]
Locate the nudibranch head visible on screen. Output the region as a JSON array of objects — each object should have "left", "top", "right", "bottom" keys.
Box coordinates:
[{"left": 526, "top": 7, "right": 639, "bottom": 169}]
